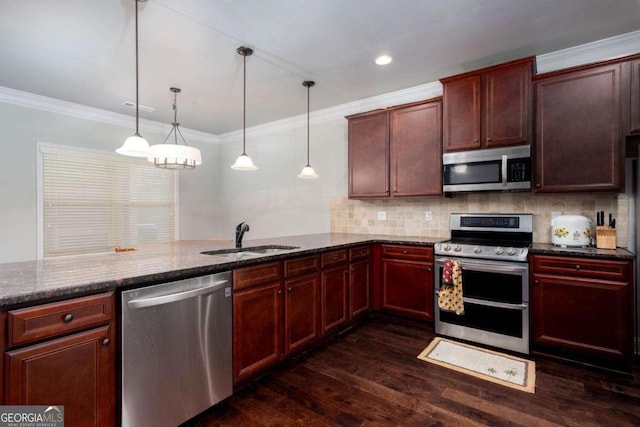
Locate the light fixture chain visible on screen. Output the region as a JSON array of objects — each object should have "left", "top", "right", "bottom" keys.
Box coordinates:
[
  {"left": 307, "top": 83, "right": 310, "bottom": 166},
  {"left": 243, "top": 52, "right": 247, "bottom": 155},
  {"left": 134, "top": 0, "right": 140, "bottom": 134}
]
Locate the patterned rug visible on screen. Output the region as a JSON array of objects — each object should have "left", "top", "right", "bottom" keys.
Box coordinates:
[{"left": 417, "top": 337, "right": 535, "bottom": 393}]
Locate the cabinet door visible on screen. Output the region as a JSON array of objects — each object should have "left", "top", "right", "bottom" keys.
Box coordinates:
[
  {"left": 233, "top": 281, "right": 283, "bottom": 383},
  {"left": 532, "top": 274, "right": 632, "bottom": 362},
  {"left": 629, "top": 59, "right": 640, "bottom": 134},
  {"left": 321, "top": 265, "right": 349, "bottom": 334},
  {"left": 349, "top": 259, "right": 370, "bottom": 318},
  {"left": 535, "top": 63, "right": 622, "bottom": 192},
  {"left": 442, "top": 75, "right": 481, "bottom": 152},
  {"left": 284, "top": 273, "right": 320, "bottom": 354},
  {"left": 485, "top": 61, "right": 531, "bottom": 147},
  {"left": 381, "top": 258, "right": 433, "bottom": 320},
  {"left": 390, "top": 101, "right": 442, "bottom": 196},
  {"left": 5, "top": 325, "right": 115, "bottom": 427},
  {"left": 348, "top": 111, "right": 390, "bottom": 198}
]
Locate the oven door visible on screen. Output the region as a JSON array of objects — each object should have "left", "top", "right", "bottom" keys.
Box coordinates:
[{"left": 434, "top": 256, "right": 529, "bottom": 354}]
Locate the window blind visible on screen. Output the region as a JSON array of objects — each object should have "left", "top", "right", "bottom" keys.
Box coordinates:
[{"left": 41, "top": 145, "right": 176, "bottom": 257}]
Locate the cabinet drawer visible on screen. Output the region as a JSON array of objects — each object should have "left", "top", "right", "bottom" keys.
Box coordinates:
[
  {"left": 321, "top": 250, "right": 348, "bottom": 269},
  {"left": 284, "top": 255, "right": 320, "bottom": 278},
  {"left": 381, "top": 245, "right": 433, "bottom": 261},
  {"left": 8, "top": 292, "right": 114, "bottom": 348},
  {"left": 233, "top": 262, "right": 282, "bottom": 291},
  {"left": 530, "top": 255, "right": 632, "bottom": 281},
  {"left": 349, "top": 246, "right": 371, "bottom": 261}
]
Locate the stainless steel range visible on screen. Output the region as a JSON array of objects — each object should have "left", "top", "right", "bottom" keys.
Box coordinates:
[{"left": 434, "top": 213, "right": 532, "bottom": 354}]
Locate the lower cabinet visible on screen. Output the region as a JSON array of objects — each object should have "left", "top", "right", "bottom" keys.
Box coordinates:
[
  {"left": 284, "top": 257, "right": 321, "bottom": 354},
  {"left": 321, "top": 250, "right": 350, "bottom": 334},
  {"left": 349, "top": 246, "right": 371, "bottom": 319},
  {"left": 4, "top": 292, "right": 115, "bottom": 427},
  {"left": 380, "top": 245, "right": 434, "bottom": 321},
  {"left": 530, "top": 255, "right": 634, "bottom": 368}
]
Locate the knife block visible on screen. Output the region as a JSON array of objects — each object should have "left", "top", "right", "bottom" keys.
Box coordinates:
[{"left": 596, "top": 226, "right": 616, "bottom": 249}]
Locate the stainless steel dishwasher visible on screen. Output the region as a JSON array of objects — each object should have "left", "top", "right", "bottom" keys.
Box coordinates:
[{"left": 121, "top": 271, "right": 232, "bottom": 427}]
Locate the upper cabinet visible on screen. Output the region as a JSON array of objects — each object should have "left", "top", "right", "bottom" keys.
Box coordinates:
[
  {"left": 347, "top": 98, "right": 443, "bottom": 199},
  {"left": 441, "top": 57, "right": 534, "bottom": 152},
  {"left": 626, "top": 58, "right": 640, "bottom": 135},
  {"left": 534, "top": 61, "right": 623, "bottom": 193}
]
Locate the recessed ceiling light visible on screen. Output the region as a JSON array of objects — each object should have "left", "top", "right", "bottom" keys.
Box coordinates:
[{"left": 375, "top": 55, "right": 393, "bottom": 65}]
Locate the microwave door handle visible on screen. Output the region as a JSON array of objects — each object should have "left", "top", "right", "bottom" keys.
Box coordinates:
[{"left": 501, "top": 154, "right": 508, "bottom": 188}]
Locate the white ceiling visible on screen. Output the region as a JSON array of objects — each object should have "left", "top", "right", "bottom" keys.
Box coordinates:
[{"left": 1, "top": 0, "right": 639, "bottom": 135}]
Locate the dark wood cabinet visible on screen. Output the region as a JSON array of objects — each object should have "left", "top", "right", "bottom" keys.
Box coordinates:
[
  {"left": 233, "top": 263, "right": 283, "bottom": 384},
  {"left": 441, "top": 57, "right": 533, "bottom": 152},
  {"left": 347, "top": 98, "right": 443, "bottom": 198},
  {"left": 530, "top": 255, "right": 634, "bottom": 368},
  {"left": 321, "top": 250, "right": 349, "bottom": 334},
  {"left": 534, "top": 62, "right": 623, "bottom": 192},
  {"left": 389, "top": 100, "right": 442, "bottom": 196},
  {"left": 349, "top": 246, "right": 371, "bottom": 319},
  {"left": 380, "top": 245, "right": 434, "bottom": 321},
  {"left": 284, "top": 257, "right": 320, "bottom": 354},
  {"left": 347, "top": 111, "right": 389, "bottom": 198},
  {"left": 4, "top": 292, "right": 115, "bottom": 427},
  {"left": 627, "top": 58, "right": 640, "bottom": 134}
]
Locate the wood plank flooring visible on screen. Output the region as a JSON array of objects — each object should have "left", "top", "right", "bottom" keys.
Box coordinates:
[{"left": 186, "top": 318, "right": 640, "bottom": 426}]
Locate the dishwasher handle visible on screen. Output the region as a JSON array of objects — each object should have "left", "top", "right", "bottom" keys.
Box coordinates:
[{"left": 127, "top": 279, "right": 229, "bottom": 309}]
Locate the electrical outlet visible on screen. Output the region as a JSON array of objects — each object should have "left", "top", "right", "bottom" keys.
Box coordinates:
[
  {"left": 377, "top": 211, "right": 387, "bottom": 221},
  {"left": 425, "top": 211, "right": 433, "bottom": 221}
]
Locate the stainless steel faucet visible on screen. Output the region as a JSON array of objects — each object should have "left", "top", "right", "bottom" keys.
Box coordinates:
[{"left": 235, "top": 222, "right": 250, "bottom": 248}]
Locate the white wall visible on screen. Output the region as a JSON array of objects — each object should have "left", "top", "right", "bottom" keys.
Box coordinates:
[{"left": 0, "top": 102, "right": 219, "bottom": 263}]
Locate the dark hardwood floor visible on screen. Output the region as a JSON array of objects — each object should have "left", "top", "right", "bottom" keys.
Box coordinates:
[{"left": 187, "top": 318, "right": 640, "bottom": 426}]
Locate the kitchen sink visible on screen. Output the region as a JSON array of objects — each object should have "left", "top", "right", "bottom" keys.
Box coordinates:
[{"left": 201, "top": 245, "right": 299, "bottom": 257}]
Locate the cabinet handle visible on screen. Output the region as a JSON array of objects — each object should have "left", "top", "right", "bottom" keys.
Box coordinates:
[
  {"left": 402, "top": 250, "right": 408, "bottom": 254},
  {"left": 486, "top": 137, "right": 491, "bottom": 142},
  {"left": 575, "top": 265, "right": 581, "bottom": 271},
  {"left": 102, "top": 338, "right": 110, "bottom": 346},
  {"left": 535, "top": 183, "right": 541, "bottom": 188},
  {"left": 63, "top": 313, "right": 74, "bottom": 323},
  {"left": 277, "top": 290, "right": 282, "bottom": 295},
  {"left": 287, "top": 287, "right": 292, "bottom": 292}
]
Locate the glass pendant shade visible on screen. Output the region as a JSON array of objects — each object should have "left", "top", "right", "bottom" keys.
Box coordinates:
[
  {"left": 148, "top": 144, "right": 202, "bottom": 169},
  {"left": 231, "top": 153, "right": 257, "bottom": 170},
  {"left": 298, "top": 164, "right": 319, "bottom": 179},
  {"left": 117, "top": 133, "right": 151, "bottom": 157}
]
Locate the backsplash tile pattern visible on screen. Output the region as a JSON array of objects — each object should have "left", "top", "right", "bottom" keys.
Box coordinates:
[{"left": 330, "top": 193, "right": 628, "bottom": 247}]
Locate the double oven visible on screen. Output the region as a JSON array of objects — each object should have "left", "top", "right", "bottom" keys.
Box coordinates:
[{"left": 434, "top": 214, "right": 532, "bottom": 354}]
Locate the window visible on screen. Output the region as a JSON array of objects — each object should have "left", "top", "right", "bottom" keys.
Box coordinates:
[{"left": 40, "top": 144, "right": 177, "bottom": 257}]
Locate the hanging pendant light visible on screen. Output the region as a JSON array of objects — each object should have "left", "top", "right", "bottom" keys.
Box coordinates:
[
  {"left": 116, "top": 0, "right": 151, "bottom": 157},
  {"left": 148, "top": 88, "right": 202, "bottom": 169},
  {"left": 231, "top": 46, "right": 258, "bottom": 171},
  {"left": 298, "top": 80, "right": 319, "bottom": 179}
]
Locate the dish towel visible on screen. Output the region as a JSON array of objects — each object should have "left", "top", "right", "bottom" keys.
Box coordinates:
[{"left": 437, "top": 259, "right": 464, "bottom": 315}]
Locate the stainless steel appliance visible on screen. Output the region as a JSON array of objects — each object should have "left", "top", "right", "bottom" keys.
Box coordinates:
[
  {"left": 434, "top": 213, "right": 532, "bottom": 354},
  {"left": 442, "top": 145, "right": 531, "bottom": 193},
  {"left": 121, "top": 272, "right": 232, "bottom": 427}
]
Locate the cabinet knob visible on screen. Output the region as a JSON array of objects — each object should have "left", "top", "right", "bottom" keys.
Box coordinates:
[
  {"left": 473, "top": 138, "right": 479, "bottom": 143},
  {"left": 102, "top": 338, "right": 110, "bottom": 346},
  {"left": 402, "top": 250, "right": 408, "bottom": 254},
  {"left": 427, "top": 267, "right": 432, "bottom": 272},
  {"left": 575, "top": 264, "right": 581, "bottom": 270},
  {"left": 287, "top": 287, "right": 292, "bottom": 292},
  {"left": 277, "top": 290, "right": 282, "bottom": 295},
  {"left": 486, "top": 137, "right": 491, "bottom": 141},
  {"left": 63, "top": 313, "right": 74, "bottom": 323},
  {"left": 534, "top": 280, "right": 540, "bottom": 285},
  {"left": 334, "top": 256, "right": 338, "bottom": 260},
  {"left": 535, "top": 183, "right": 541, "bottom": 188}
]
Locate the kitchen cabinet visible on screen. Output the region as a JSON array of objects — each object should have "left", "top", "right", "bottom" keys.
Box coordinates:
[
  {"left": 4, "top": 292, "right": 115, "bottom": 427},
  {"left": 380, "top": 245, "right": 434, "bottom": 321},
  {"left": 347, "top": 98, "right": 443, "bottom": 198},
  {"left": 534, "top": 61, "right": 623, "bottom": 192},
  {"left": 530, "top": 255, "right": 633, "bottom": 369},
  {"left": 626, "top": 58, "right": 640, "bottom": 134},
  {"left": 321, "top": 250, "right": 349, "bottom": 334},
  {"left": 283, "top": 255, "right": 321, "bottom": 354},
  {"left": 348, "top": 246, "right": 371, "bottom": 319},
  {"left": 233, "top": 262, "right": 283, "bottom": 384},
  {"left": 441, "top": 57, "right": 533, "bottom": 152}
]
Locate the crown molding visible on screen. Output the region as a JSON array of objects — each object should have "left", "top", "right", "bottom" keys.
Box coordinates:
[
  {"left": 536, "top": 29, "right": 640, "bottom": 74},
  {"left": 218, "top": 81, "right": 443, "bottom": 143},
  {"left": 0, "top": 86, "right": 219, "bottom": 145}
]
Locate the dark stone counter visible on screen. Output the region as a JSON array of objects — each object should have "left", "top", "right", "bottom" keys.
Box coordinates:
[{"left": 529, "top": 243, "right": 635, "bottom": 261}]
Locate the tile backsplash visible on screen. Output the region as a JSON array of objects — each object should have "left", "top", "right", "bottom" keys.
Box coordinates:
[{"left": 330, "top": 193, "right": 629, "bottom": 247}]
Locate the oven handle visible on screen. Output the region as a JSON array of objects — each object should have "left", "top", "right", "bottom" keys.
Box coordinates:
[
  {"left": 463, "top": 297, "right": 528, "bottom": 311},
  {"left": 434, "top": 257, "right": 528, "bottom": 274}
]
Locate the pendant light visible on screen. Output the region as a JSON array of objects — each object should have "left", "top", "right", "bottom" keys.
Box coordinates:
[
  {"left": 148, "top": 88, "right": 202, "bottom": 169},
  {"left": 231, "top": 46, "right": 258, "bottom": 171},
  {"left": 298, "top": 80, "right": 319, "bottom": 179},
  {"left": 116, "top": 0, "right": 150, "bottom": 157}
]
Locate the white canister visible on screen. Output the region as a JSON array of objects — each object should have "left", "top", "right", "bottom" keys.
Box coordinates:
[{"left": 551, "top": 215, "right": 592, "bottom": 247}]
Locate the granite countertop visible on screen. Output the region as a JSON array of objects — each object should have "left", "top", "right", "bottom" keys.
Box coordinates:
[
  {"left": 0, "top": 233, "right": 442, "bottom": 309},
  {"left": 529, "top": 243, "right": 635, "bottom": 260}
]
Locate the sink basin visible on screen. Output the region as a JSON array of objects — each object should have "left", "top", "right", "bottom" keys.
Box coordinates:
[{"left": 201, "top": 245, "right": 299, "bottom": 257}]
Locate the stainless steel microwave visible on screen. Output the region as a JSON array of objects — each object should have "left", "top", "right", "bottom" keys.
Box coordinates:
[{"left": 442, "top": 145, "right": 531, "bottom": 193}]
